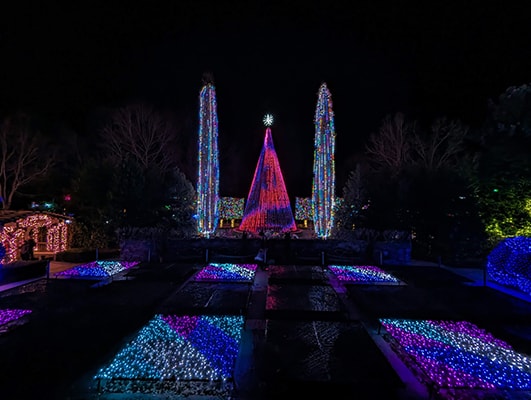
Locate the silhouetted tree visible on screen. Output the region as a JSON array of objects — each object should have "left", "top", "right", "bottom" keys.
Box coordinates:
[
  {"left": 0, "top": 114, "right": 55, "bottom": 209},
  {"left": 361, "top": 113, "right": 416, "bottom": 230},
  {"left": 68, "top": 157, "right": 116, "bottom": 247},
  {"left": 412, "top": 117, "right": 469, "bottom": 173},
  {"left": 333, "top": 163, "right": 369, "bottom": 232},
  {"left": 165, "top": 167, "right": 196, "bottom": 237},
  {"left": 474, "top": 84, "right": 531, "bottom": 243},
  {"left": 365, "top": 112, "right": 415, "bottom": 176},
  {"left": 486, "top": 83, "right": 531, "bottom": 138},
  {"left": 101, "top": 103, "right": 177, "bottom": 176},
  {"left": 353, "top": 112, "right": 484, "bottom": 262},
  {"left": 99, "top": 103, "right": 195, "bottom": 231}
]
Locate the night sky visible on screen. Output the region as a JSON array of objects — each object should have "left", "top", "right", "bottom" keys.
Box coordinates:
[{"left": 2, "top": 2, "right": 531, "bottom": 198}]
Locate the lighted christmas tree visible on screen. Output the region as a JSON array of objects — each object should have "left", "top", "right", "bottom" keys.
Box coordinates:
[
  {"left": 239, "top": 115, "right": 297, "bottom": 235},
  {"left": 312, "top": 82, "right": 336, "bottom": 238},
  {"left": 196, "top": 76, "right": 220, "bottom": 237}
]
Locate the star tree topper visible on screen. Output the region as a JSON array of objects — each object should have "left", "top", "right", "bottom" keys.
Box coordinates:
[{"left": 263, "top": 114, "right": 274, "bottom": 127}]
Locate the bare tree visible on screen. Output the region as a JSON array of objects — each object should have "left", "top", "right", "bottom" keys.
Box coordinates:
[
  {"left": 0, "top": 115, "right": 55, "bottom": 209},
  {"left": 412, "top": 117, "right": 468, "bottom": 172},
  {"left": 365, "top": 112, "right": 415, "bottom": 175},
  {"left": 100, "top": 104, "right": 177, "bottom": 175}
]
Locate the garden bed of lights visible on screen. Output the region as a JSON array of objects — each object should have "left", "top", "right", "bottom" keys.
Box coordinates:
[
  {"left": 54, "top": 260, "right": 140, "bottom": 280},
  {"left": 379, "top": 318, "right": 531, "bottom": 398},
  {"left": 0, "top": 309, "right": 32, "bottom": 333},
  {"left": 328, "top": 265, "right": 404, "bottom": 285},
  {"left": 94, "top": 314, "right": 244, "bottom": 397},
  {"left": 194, "top": 263, "right": 257, "bottom": 283}
]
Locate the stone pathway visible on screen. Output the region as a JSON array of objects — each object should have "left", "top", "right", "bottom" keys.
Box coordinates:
[{"left": 1, "top": 259, "right": 530, "bottom": 399}]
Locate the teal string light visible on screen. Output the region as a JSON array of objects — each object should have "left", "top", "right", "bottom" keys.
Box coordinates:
[
  {"left": 312, "top": 82, "right": 336, "bottom": 239},
  {"left": 195, "top": 263, "right": 257, "bottom": 282},
  {"left": 197, "top": 82, "right": 220, "bottom": 238},
  {"left": 329, "top": 265, "right": 400, "bottom": 284}
]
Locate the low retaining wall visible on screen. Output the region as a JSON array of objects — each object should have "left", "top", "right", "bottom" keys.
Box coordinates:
[
  {"left": 0, "top": 261, "right": 48, "bottom": 284},
  {"left": 119, "top": 237, "right": 412, "bottom": 265},
  {"left": 373, "top": 241, "right": 412, "bottom": 265}
]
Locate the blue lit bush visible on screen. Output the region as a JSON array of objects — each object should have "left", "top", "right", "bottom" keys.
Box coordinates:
[{"left": 487, "top": 236, "right": 531, "bottom": 295}]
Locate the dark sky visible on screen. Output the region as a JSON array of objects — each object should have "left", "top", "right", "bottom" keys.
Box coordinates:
[{"left": 2, "top": 1, "right": 531, "bottom": 198}]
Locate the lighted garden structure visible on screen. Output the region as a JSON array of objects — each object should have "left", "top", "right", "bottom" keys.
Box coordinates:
[
  {"left": 192, "top": 80, "right": 342, "bottom": 238},
  {"left": 380, "top": 319, "right": 531, "bottom": 395},
  {"left": 239, "top": 115, "right": 297, "bottom": 235},
  {"left": 196, "top": 79, "right": 220, "bottom": 238},
  {"left": 195, "top": 263, "right": 257, "bottom": 282},
  {"left": 328, "top": 264, "right": 402, "bottom": 284},
  {"left": 0, "top": 211, "right": 70, "bottom": 263},
  {"left": 312, "top": 82, "right": 336, "bottom": 239},
  {"left": 55, "top": 260, "right": 140, "bottom": 279},
  {"left": 94, "top": 314, "right": 244, "bottom": 397}
]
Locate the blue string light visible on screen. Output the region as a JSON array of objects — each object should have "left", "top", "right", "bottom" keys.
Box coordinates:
[
  {"left": 328, "top": 265, "right": 400, "bottom": 283},
  {"left": 487, "top": 236, "right": 531, "bottom": 295},
  {"left": 195, "top": 263, "right": 257, "bottom": 282}
]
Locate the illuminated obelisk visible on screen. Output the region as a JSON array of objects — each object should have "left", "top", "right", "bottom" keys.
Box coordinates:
[
  {"left": 312, "top": 82, "right": 336, "bottom": 238},
  {"left": 196, "top": 76, "right": 219, "bottom": 238}
]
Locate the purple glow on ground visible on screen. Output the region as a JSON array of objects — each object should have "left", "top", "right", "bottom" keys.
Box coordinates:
[
  {"left": 55, "top": 260, "right": 140, "bottom": 278},
  {"left": 380, "top": 318, "right": 531, "bottom": 390},
  {"left": 195, "top": 263, "right": 257, "bottom": 282},
  {"left": 0, "top": 309, "right": 32, "bottom": 326},
  {"left": 329, "top": 265, "right": 400, "bottom": 283}
]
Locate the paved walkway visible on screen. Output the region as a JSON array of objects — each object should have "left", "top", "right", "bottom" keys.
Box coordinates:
[
  {"left": 1, "top": 259, "right": 530, "bottom": 399},
  {"left": 0, "top": 261, "right": 78, "bottom": 293},
  {"left": 234, "top": 263, "right": 431, "bottom": 399}
]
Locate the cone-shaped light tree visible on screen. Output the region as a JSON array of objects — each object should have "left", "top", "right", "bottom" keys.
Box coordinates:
[
  {"left": 196, "top": 76, "right": 219, "bottom": 237},
  {"left": 239, "top": 115, "right": 297, "bottom": 235},
  {"left": 312, "top": 82, "right": 336, "bottom": 238}
]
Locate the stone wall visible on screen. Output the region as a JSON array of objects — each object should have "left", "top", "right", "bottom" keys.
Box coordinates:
[
  {"left": 120, "top": 237, "right": 412, "bottom": 265},
  {"left": 0, "top": 260, "right": 48, "bottom": 284},
  {"left": 372, "top": 241, "right": 412, "bottom": 265},
  {"left": 120, "top": 240, "right": 157, "bottom": 262}
]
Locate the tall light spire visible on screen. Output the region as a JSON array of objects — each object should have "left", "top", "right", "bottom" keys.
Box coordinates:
[
  {"left": 312, "top": 82, "right": 336, "bottom": 238},
  {"left": 196, "top": 75, "right": 219, "bottom": 238}
]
